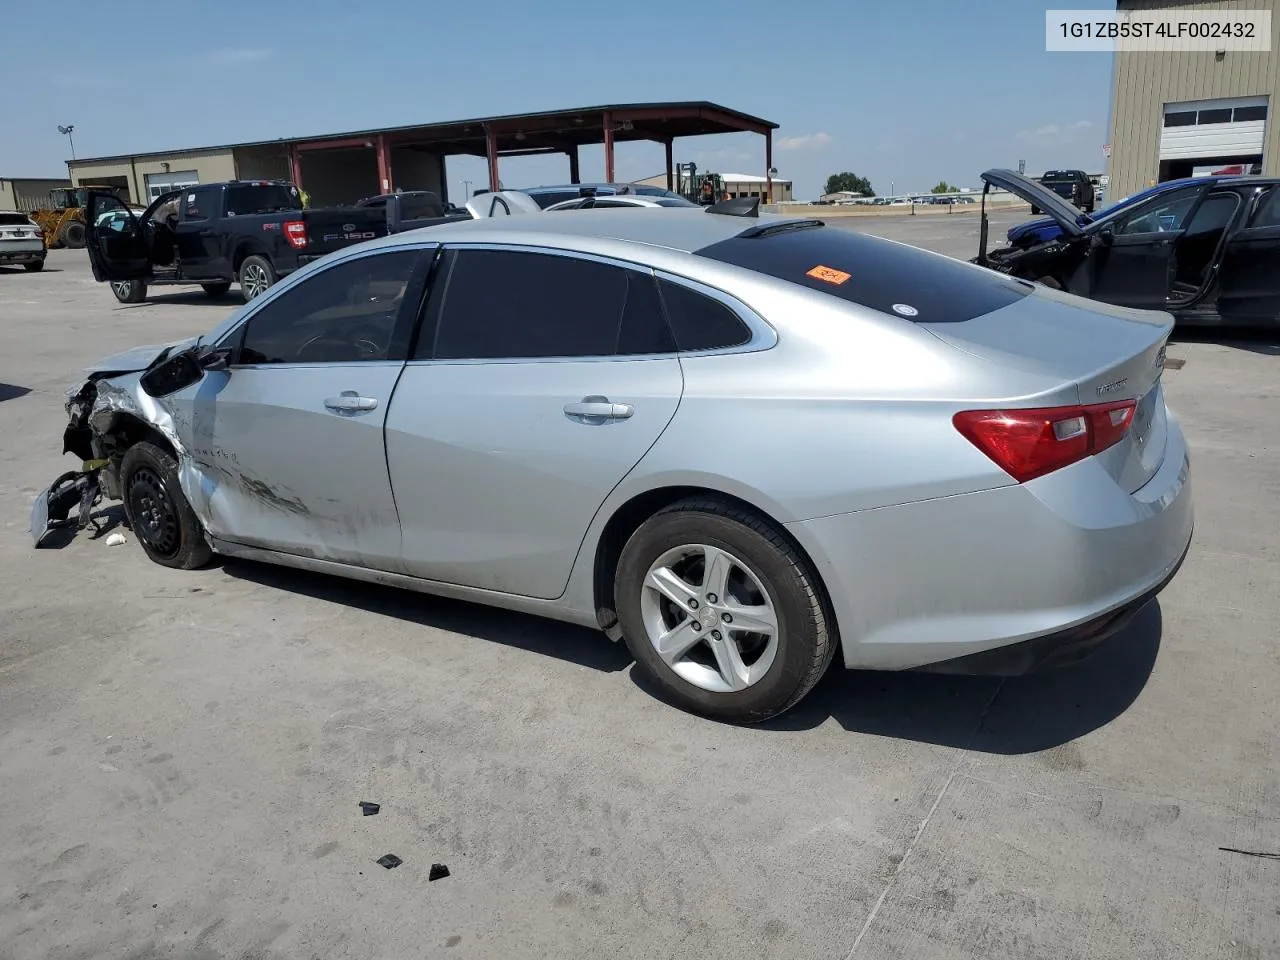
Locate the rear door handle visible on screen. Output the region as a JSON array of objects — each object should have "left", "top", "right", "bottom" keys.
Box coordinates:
[
  {"left": 324, "top": 391, "right": 378, "bottom": 413},
  {"left": 563, "top": 395, "right": 634, "bottom": 423}
]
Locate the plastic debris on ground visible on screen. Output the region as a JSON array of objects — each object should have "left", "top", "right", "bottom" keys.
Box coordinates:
[
  {"left": 375, "top": 854, "right": 403, "bottom": 869},
  {"left": 359, "top": 801, "right": 380, "bottom": 816},
  {"left": 429, "top": 863, "right": 450, "bottom": 881},
  {"left": 104, "top": 532, "right": 127, "bottom": 546}
]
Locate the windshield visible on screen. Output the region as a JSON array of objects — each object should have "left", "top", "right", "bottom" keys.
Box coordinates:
[{"left": 225, "top": 184, "right": 302, "bottom": 216}]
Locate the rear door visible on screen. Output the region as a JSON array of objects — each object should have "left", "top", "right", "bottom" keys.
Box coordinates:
[
  {"left": 175, "top": 187, "right": 219, "bottom": 278},
  {"left": 1214, "top": 185, "right": 1280, "bottom": 323},
  {"left": 1070, "top": 185, "right": 1206, "bottom": 308},
  {"left": 84, "top": 190, "right": 159, "bottom": 282},
  {"left": 385, "top": 245, "right": 684, "bottom": 599}
]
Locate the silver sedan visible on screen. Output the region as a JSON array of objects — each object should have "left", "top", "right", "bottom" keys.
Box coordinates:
[{"left": 34, "top": 206, "right": 1193, "bottom": 722}]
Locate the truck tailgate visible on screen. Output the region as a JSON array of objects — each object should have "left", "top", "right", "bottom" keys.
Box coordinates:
[{"left": 303, "top": 208, "right": 388, "bottom": 256}]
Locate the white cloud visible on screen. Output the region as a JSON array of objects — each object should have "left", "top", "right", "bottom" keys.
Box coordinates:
[
  {"left": 776, "top": 132, "right": 833, "bottom": 152},
  {"left": 205, "top": 48, "right": 273, "bottom": 65},
  {"left": 1016, "top": 119, "right": 1095, "bottom": 144}
]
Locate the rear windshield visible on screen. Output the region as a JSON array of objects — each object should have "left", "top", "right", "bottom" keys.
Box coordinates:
[
  {"left": 1041, "top": 172, "right": 1081, "bottom": 183},
  {"left": 0, "top": 213, "right": 32, "bottom": 225},
  {"left": 224, "top": 184, "right": 302, "bottom": 216},
  {"left": 695, "top": 223, "right": 1031, "bottom": 323},
  {"left": 400, "top": 193, "right": 445, "bottom": 219}
]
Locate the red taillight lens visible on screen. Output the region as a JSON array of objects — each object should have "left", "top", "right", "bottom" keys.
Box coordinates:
[
  {"left": 283, "top": 220, "right": 308, "bottom": 249},
  {"left": 953, "top": 399, "right": 1137, "bottom": 483}
]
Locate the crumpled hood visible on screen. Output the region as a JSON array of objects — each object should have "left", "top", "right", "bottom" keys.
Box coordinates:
[{"left": 83, "top": 336, "right": 200, "bottom": 377}]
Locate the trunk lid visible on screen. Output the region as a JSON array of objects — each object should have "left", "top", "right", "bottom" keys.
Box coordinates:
[
  {"left": 981, "top": 169, "right": 1086, "bottom": 239},
  {"left": 299, "top": 207, "right": 388, "bottom": 256},
  {"left": 921, "top": 287, "right": 1172, "bottom": 493}
]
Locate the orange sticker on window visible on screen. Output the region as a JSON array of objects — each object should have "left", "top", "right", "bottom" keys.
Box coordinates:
[{"left": 806, "top": 265, "right": 851, "bottom": 285}]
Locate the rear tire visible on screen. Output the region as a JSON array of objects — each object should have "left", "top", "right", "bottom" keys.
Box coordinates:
[
  {"left": 110, "top": 279, "right": 147, "bottom": 303},
  {"left": 200, "top": 282, "right": 232, "bottom": 297},
  {"left": 120, "top": 441, "right": 212, "bottom": 570},
  {"left": 238, "top": 255, "right": 277, "bottom": 302},
  {"left": 614, "top": 497, "right": 836, "bottom": 723},
  {"left": 23, "top": 260, "right": 45, "bottom": 272},
  {"left": 60, "top": 221, "right": 86, "bottom": 249}
]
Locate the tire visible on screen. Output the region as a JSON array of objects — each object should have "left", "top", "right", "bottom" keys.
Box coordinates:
[
  {"left": 119, "top": 441, "right": 212, "bottom": 570},
  {"left": 60, "top": 220, "right": 86, "bottom": 249},
  {"left": 1030, "top": 205, "right": 1041, "bottom": 215},
  {"left": 200, "top": 282, "right": 232, "bottom": 297},
  {"left": 614, "top": 497, "right": 835, "bottom": 723},
  {"left": 110, "top": 279, "right": 147, "bottom": 303},
  {"left": 23, "top": 260, "right": 45, "bottom": 272},
  {"left": 238, "top": 254, "right": 277, "bottom": 302}
]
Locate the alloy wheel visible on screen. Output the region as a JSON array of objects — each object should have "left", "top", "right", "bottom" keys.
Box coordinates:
[
  {"left": 640, "top": 543, "right": 779, "bottom": 693},
  {"left": 242, "top": 263, "right": 269, "bottom": 299}
]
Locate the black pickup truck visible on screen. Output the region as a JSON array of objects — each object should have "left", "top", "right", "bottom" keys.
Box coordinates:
[
  {"left": 84, "top": 181, "right": 388, "bottom": 304},
  {"left": 355, "top": 190, "right": 473, "bottom": 233}
]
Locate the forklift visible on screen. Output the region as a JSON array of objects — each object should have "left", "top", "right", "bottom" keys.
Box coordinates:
[{"left": 675, "top": 162, "right": 725, "bottom": 205}]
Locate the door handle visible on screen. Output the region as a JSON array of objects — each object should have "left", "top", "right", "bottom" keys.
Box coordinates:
[
  {"left": 324, "top": 391, "right": 378, "bottom": 413},
  {"left": 563, "top": 395, "right": 634, "bottom": 423}
]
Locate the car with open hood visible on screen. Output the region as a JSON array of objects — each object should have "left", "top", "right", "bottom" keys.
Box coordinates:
[
  {"left": 975, "top": 168, "right": 1280, "bottom": 326},
  {"left": 31, "top": 198, "right": 1192, "bottom": 723}
]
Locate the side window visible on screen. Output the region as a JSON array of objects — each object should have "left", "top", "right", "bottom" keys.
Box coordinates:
[
  {"left": 1115, "top": 189, "right": 1202, "bottom": 235},
  {"left": 657, "top": 278, "right": 752, "bottom": 352},
  {"left": 183, "top": 190, "right": 208, "bottom": 221},
  {"left": 428, "top": 249, "right": 673, "bottom": 360},
  {"left": 1249, "top": 188, "right": 1280, "bottom": 228},
  {"left": 1181, "top": 192, "right": 1240, "bottom": 237},
  {"left": 238, "top": 250, "right": 420, "bottom": 365}
]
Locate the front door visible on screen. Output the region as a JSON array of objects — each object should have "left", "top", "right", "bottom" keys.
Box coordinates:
[
  {"left": 1071, "top": 185, "right": 1206, "bottom": 309},
  {"left": 1215, "top": 186, "right": 1280, "bottom": 323},
  {"left": 84, "top": 190, "right": 154, "bottom": 282},
  {"left": 385, "top": 246, "right": 684, "bottom": 599},
  {"left": 170, "top": 247, "right": 429, "bottom": 569}
]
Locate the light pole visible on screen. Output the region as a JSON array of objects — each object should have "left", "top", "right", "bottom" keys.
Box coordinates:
[
  {"left": 58, "top": 124, "right": 76, "bottom": 160},
  {"left": 463, "top": 178, "right": 473, "bottom": 198}
]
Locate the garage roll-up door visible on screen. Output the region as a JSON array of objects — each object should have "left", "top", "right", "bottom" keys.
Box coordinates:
[
  {"left": 144, "top": 170, "right": 200, "bottom": 200},
  {"left": 1160, "top": 96, "right": 1268, "bottom": 160}
]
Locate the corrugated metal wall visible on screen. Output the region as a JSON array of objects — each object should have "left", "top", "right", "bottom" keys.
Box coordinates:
[
  {"left": 0, "top": 179, "right": 72, "bottom": 212},
  {"left": 1109, "top": 0, "right": 1280, "bottom": 199}
]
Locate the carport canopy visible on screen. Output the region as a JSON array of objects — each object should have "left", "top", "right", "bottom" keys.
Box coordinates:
[{"left": 283, "top": 101, "right": 779, "bottom": 200}]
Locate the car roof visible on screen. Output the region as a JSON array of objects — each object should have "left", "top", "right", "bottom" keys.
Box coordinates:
[{"left": 363, "top": 207, "right": 786, "bottom": 255}]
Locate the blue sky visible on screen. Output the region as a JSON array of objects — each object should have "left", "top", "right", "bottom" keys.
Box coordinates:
[{"left": 1, "top": 0, "right": 1113, "bottom": 199}]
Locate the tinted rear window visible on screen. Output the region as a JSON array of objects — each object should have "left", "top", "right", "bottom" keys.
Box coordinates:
[
  {"left": 0, "top": 213, "right": 32, "bottom": 225},
  {"left": 695, "top": 224, "right": 1030, "bottom": 323},
  {"left": 224, "top": 184, "right": 302, "bottom": 216}
]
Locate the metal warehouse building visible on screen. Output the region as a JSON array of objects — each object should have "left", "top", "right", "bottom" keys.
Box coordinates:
[
  {"left": 0, "top": 177, "right": 71, "bottom": 212},
  {"left": 1107, "top": 0, "right": 1280, "bottom": 200},
  {"left": 65, "top": 101, "right": 780, "bottom": 208}
]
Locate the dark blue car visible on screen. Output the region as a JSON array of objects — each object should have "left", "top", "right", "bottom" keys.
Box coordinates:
[{"left": 1006, "top": 177, "right": 1237, "bottom": 248}]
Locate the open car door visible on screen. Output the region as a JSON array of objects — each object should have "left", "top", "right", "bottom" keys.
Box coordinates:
[
  {"left": 1066, "top": 184, "right": 1211, "bottom": 310},
  {"left": 83, "top": 189, "right": 162, "bottom": 283},
  {"left": 1214, "top": 185, "right": 1280, "bottom": 324}
]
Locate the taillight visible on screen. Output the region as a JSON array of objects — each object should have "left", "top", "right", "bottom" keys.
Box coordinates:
[
  {"left": 953, "top": 399, "right": 1137, "bottom": 483},
  {"left": 283, "top": 220, "right": 308, "bottom": 249}
]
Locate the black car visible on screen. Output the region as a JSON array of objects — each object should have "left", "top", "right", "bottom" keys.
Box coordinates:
[
  {"left": 84, "top": 182, "right": 387, "bottom": 304},
  {"left": 974, "top": 168, "right": 1280, "bottom": 326},
  {"left": 1034, "top": 169, "right": 1096, "bottom": 214}
]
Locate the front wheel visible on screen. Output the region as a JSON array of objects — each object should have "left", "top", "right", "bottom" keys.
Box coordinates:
[
  {"left": 201, "top": 282, "right": 232, "bottom": 297},
  {"left": 120, "top": 441, "right": 212, "bottom": 570},
  {"left": 615, "top": 497, "right": 836, "bottom": 723},
  {"left": 60, "top": 221, "right": 86, "bottom": 249},
  {"left": 110, "top": 279, "right": 147, "bottom": 303},
  {"left": 238, "top": 255, "right": 277, "bottom": 302}
]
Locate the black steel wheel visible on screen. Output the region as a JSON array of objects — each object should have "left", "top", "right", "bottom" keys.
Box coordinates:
[{"left": 120, "top": 441, "right": 212, "bottom": 569}]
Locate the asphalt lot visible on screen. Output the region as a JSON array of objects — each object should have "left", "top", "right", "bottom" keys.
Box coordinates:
[{"left": 2, "top": 221, "right": 1278, "bottom": 960}]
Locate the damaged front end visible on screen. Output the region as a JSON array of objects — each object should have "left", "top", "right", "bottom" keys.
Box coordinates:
[{"left": 30, "top": 339, "right": 223, "bottom": 548}]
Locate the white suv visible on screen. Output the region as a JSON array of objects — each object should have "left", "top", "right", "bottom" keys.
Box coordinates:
[{"left": 0, "top": 212, "right": 46, "bottom": 272}]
